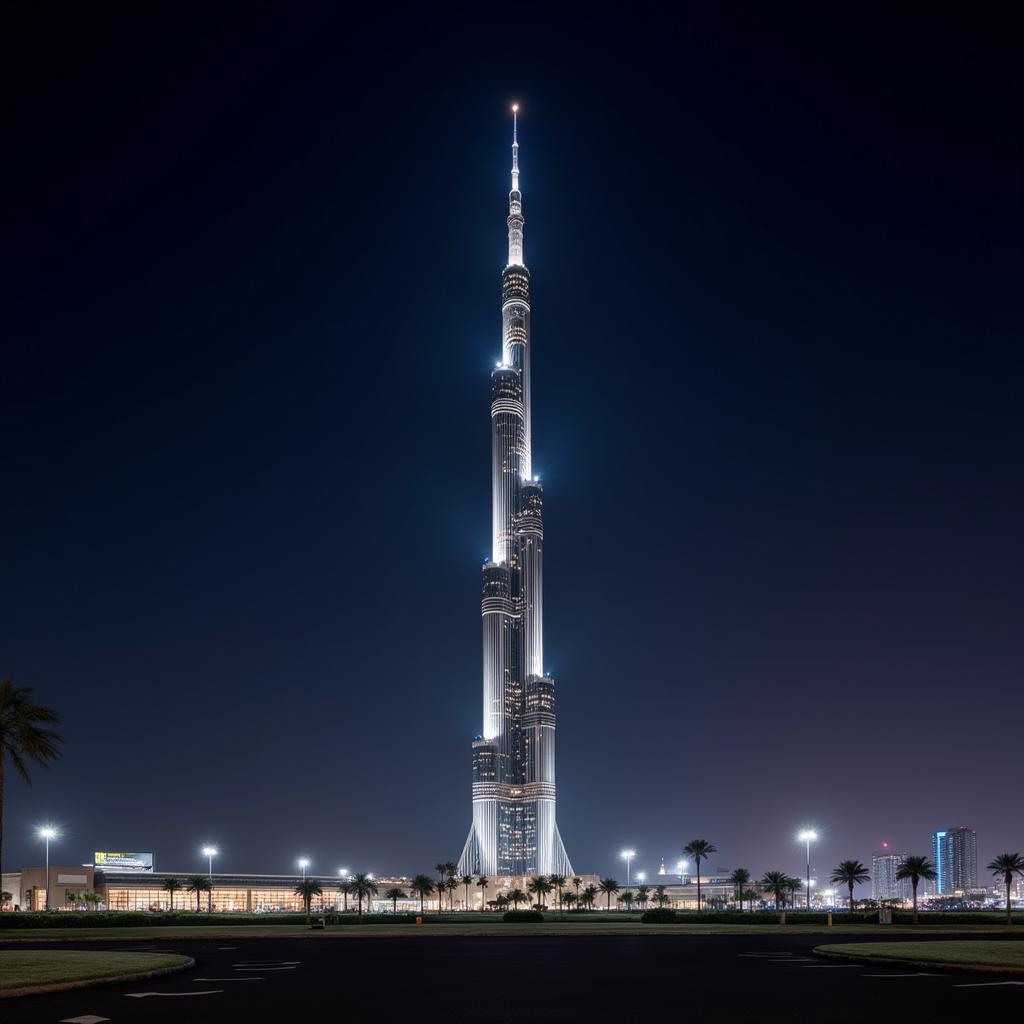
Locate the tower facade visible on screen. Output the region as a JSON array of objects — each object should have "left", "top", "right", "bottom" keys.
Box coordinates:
[
  {"left": 458, "top": 111, "right": 573, "bottom": 878},
  {"left": 932, "top": 826, "right": 978, "bottom": 894}
]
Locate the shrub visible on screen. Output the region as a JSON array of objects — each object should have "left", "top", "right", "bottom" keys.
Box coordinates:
[
  {"left": 641, "top": 908, "right": 678, "bottom": 923},
  {"left": 503, "top": 910, "right": 544, "bottom": 922}
]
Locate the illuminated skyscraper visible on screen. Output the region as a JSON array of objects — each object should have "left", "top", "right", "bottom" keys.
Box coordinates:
[
  {"left": 932, "top": 826, "right": 977, "bottom": 894},
  {"left": 457, "top": 110, "right": 573, "bottom": 878},
  {"left": 871, "top": 849, "right": 912, "bottom": 902}
]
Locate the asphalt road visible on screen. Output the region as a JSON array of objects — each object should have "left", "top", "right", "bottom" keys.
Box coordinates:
[{"left": 3, "top": 933, "right": 1023, "bottom": 1022}]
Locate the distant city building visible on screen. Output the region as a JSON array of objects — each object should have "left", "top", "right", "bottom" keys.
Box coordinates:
[
  {"left": 658, "top": 858, "right": 667, "bottom": 876},
  {"left": 872, "top": 850, "right": 912, "bottom": 901},
  {"left": 932, "top": 826, "right": 977, "bottom": 894}
]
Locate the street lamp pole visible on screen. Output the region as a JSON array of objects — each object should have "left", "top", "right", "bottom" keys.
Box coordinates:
[
  {"left": 39, "top": 827, "right": 58, "bottom": 911},
  {"left": 298, "top": 858, "right": 310, "bottom": 881},
  {"left": 798, "top": 830, "right": 817, "bottom": 910},
  {"left": 621, "top": 849, "right": 636, "bottom": 886},
  {"left": 202, "top": 846, "right": 217, "bottom": 913}
]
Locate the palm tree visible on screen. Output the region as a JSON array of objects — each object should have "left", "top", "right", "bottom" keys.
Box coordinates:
[
  {"left": 987, "top": 853, "right": 1024, "bottom": 925},
  {"left": 338, "top": 878, "right": 353, "bottom": 912},
  {"left": 186, "top": 875, "right": 212, "bottom": 912},
  {"left": 384, "top": 887, "right": 407, "bottom": 914},
  {"left": 830, "top": 860, "right": 871, "bottom": 914},
  {"left": 434, "top": 863, "right": 448, "bottom": 912},
  {"left": 507, "top": 888, "right": 527, "bottom": 910},
  {"left": 563, "top": 891, "right": 577, "bottom": 910},
  {"left": 409, "top": 874, "right": 435, "bottom": 915},
  {"left": 0, "top": 681, "right": 63, "bottom": 881},
  {"left": 162, "top": 877, "right": 182, "bottom": 911},
  {"left": 618, "top": 890, "right": 635, "bottom": 911},
  {"left": 527, "top": 875, "right": 552, "bottom": 910},
  {"left": 493, "top": 893, "right": 510, "bottom": 909},
  {"left": 683, "top": 839, "right": 717, "bottom": 911},
  {"left": 635, "top": 884, "right": 650, "bottom": 911},
  {"left": 65, "top": 890, "right": 78, "bottom": 909},
  {"left": 548, "top": 874, "right": 566, "bottom": 912},
  {"left": 895, "top": 855, "right": 937, "bottom": 924},
  {"left": 785, "top": 877, "right": 802, "bottom": 908},
  {"left": 294, "top": 879, "right": 323, "bottom": 925},
  {"left": 461, "top": 874, "right": 474, "bottom": 911},
  {"left": 760, "top": 871, "right": 789, "bottom": 911},
  {"left": 729, "top": 869, "right": 751, "bottom": 911},
  {"left": 598, "top": 877, "right": 620, "bottom": 910},
  {"left": 349, "top": 872, "right": 379, "bottom": 922},
  {"left": 572, "top": 876, "right": 584, "bottom": 903},
  {"left": 476, "top": 875, "right": 489, "bottom": 911},
  {"left": 654, "top": 885, "right": 670, "bottom": 908},
  {"left": 582, "top": 885, "right": 598, "bottom": 910}
]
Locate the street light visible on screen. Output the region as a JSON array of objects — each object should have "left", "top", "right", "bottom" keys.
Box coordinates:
[
  {"left": 636, "top": 872, "right": 646, "bottom": 883},
  {"left": 797, "top": 830, "right": 818, "bottom": 910},
  {"left": 38, "top": 827, "right": 58, "bottom": 911},
  {"left": 620, "top": 849, "right": 636, "bottom": 886},
  {"left": 676, "top": 859, "right": 688, "bottom": 884},
  {"left": 202, "top": 846, "right": 217, "bottom": 913},
  {"left": 298, "top": 857, "right": 310, "bottom": 880},
  {"left": 339, "top": 868, "right": 349, "bottom": 878}
]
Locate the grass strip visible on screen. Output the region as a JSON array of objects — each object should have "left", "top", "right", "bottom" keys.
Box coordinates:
[
  {"left": 0, "top": 950, "right": 193, "bottom": 997},
  {"left": 815, "top": 940, "right": 1024, "bottom": 973},
  {"left": 1, "top": 923, "right": 1019, "bottom": 942}
]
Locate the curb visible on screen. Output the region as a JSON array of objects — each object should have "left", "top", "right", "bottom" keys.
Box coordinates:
[
  {"left": 814, "top": 947, "right": 1024, "bottom": 975},
  {"left": 0, "top": 955, "right": 195, "bottom": 999}
]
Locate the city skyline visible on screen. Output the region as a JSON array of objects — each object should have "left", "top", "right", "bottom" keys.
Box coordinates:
[{"left": 3, "top": 8, "right": 1020, "bottom": 877}]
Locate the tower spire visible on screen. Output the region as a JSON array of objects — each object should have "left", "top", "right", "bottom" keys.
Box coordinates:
[
  {"left": 507, "top": 104, "right": 524, "bottom": 266},
  {"left": 511, "top": 104, "right": 519, "bottom": 192}
]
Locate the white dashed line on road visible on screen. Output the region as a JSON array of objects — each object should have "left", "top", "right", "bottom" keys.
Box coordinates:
[
  {"left": 954, "top": 981, "right": 1024, "bottom": 988},
  {"left": 125, "top": 990, "right": 223, "bottom": 998},
  {"left": 861, "top": 973, "right": 939, "bottom": 978},
  {"left": 60, "top": 1016, "right": 110, "bottom": 1023},
  {"left": 194, "top": 977, "right": 264, "bottom": 982}
]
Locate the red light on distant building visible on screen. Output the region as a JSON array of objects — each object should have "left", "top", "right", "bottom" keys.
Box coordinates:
[{"left": 882, "top": 841, "right": 889, "bottom": 848}]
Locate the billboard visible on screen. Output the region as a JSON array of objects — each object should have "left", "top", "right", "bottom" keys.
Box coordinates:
[{"left": 94, "top": 852, "right": 153, "bottom": 872}]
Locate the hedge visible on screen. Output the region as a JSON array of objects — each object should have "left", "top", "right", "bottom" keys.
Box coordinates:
[{"left": 503, "top": 910, "right": 544, "bottom": 922}]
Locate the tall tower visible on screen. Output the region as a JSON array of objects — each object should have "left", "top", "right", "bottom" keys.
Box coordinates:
[
  {"left": 932, "top": 826, "right": 978, "bottom": 894},
  {"left": 458, "top": 108, "right": 573, "bottom": 878}
]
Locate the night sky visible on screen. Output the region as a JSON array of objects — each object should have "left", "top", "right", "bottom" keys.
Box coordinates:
[{"left": 4, "top": 5, "right": 1020, "bottom": 892}]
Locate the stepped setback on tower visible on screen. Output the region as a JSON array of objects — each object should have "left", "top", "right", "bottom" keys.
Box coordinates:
[{"left": 458, "top": 110, "right": 573, "bottom": 878}]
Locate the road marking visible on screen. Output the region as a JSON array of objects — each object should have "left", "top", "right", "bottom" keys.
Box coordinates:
[
  {"left": 862, "top": 973, "right": 939, "bottom": 978},
  {"left": 60, "top": 1017, "right": 110, "bottom": 1023},
  {"left": 217, "top": 946, "right": 237, "bottom": 950},
  {"left": 232, "top": 961, "right": 300, "bottom": 966},
  {"left": 954, "top": 981, "right": 1024, "bottom": 988},
  {"left": 194, "top": 977, "right": 264, "bottom": 982},
  {"left": 126, "top": 990, "right": 223, "bottom": 998},
  {"left": 234, "top": 966, "right": 296, "bottom": 971},
  {"left": 800, "top": 964, "right": 861, "bottom": 968}
]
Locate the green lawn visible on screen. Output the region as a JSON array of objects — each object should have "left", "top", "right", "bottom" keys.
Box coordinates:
[
  {"left": 1, "top": 922, "right": 1018, "bottom": 942},
  {"left": 816, "top": 941, "right": 1024, "bottom": 971},
  {"left": 0, "top": 950, "right": 192, "bottom": 993}
]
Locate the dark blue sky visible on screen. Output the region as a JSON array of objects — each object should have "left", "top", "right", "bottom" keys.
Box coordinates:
[{"left": 3, "top": 5, "right": 1020, "bottom": 887}]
